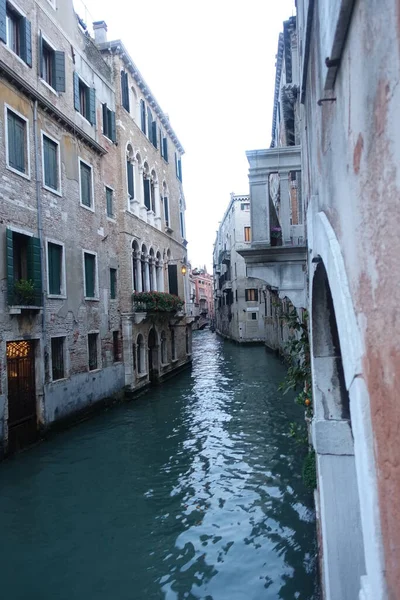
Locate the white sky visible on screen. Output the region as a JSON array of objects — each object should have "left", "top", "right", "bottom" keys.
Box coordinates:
[{"left": 74, "top": 0, "right": 295, "bottom": 271}]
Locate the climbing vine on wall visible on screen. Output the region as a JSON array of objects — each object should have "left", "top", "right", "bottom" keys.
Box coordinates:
[{"left": 279, "top": 308, "right": 316, "bottom": 490}]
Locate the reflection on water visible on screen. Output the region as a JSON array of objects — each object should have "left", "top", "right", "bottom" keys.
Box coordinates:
[{"left": 0, "top": 331, "right": 318, "bottom": 600}]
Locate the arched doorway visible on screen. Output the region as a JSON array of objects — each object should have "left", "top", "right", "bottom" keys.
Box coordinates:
[
  {"left": 312, "top": 260, "right": 365, "bottom": 599},
  {"left": 148, "top": 328, "right": 159, "bottom": 382}
]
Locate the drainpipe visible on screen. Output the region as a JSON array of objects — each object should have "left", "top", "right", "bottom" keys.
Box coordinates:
[{"left": 33, "top": 100, "right": 46, "bottom": 416}]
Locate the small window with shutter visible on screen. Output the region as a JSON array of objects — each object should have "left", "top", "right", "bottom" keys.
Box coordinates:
[
  {"left": 79, "top": 159, "right": 94, "bottom": 209},
  {"left": 3, "top": 3, "right": 32, "bottom": 66},
  {"left": 83, "top": 251, "right": 97, "bottom": 299},
  {"left": 42, "top": 133, "right": 60, "bottom": 192},
  {"left": 73, "top": 72, "right": 96, "bottom": 125},
  {"left": 106, "top": 186, "right": 114, "bottom": 218},
  {"left": 6, "top": 107, "right": 29, "bottom": 176},
  {"left": 39, "top": 34, "right": 65, "bottom": 92},
  {"left": 47, "top": 241, "right": 64, "bottom": 296},
  {"left": 102, "top": 103, "right": 116, "bottom": 142}
]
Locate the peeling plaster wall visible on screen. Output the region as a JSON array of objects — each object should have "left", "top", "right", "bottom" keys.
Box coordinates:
[{"left": 299, "top": 0, "right": 400, "bottom": 596}]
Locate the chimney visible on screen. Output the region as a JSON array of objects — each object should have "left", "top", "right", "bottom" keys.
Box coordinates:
[{"left": 93, "top": 21, "right": 107, "bottom": 44}]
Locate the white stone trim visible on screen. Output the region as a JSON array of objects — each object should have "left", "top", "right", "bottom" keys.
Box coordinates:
[
  {"left": 308, "top": 202, "right": 386, "bottom": 600},
  {"left": 78, "top": 157, "right": 95, "bottom": 212},
  {"left": 45, "top": 237, "right": 67, "bottom": 298}
]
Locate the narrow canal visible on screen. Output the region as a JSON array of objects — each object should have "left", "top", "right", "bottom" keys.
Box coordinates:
[{"left": 0, "top": 330, "right": 318, "bottom": 600}]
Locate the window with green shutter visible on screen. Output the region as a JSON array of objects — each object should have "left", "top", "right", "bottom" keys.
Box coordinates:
[
  {"left": 7, "top": 109, "right": 27, "bottom": 174},
  {"left": 140, "top": 99, "right": 146, "bottom": 134},
  {"left": 43, "top": 134, "right": 59, "bottom": 191},
  {"left": 84, "top": 252, "right": 96, "bottom": 298},
  {"left": 102, "top": 103, "right": 116, "bottom": 142},
  {"left": 39, "top": 35, "right": 65, "bottom": 92},
  {"left": 88, "top": 333, "right": 98, "bottom": 370},
  {"left": 48, "top": 242, "right": 62, "bottom": 295},
  {"left": 80, "top": 161, "right": 92, "bottom": 208},
  {"left": 110, "top": 268, "right": 117, "bottom": 299},
  {"left": 164, "top": 196, "right": 170, "bottom": 227},
  {"left": 51, "top": 337, "right": 65, "bottom": 380},
  {"left": 74, "top": 73, "right": 96, "bottom": 125},
  {"left": 143, "top": 177, "right": 151, "bottom": 210},
  {"left": 6, "top": 229, "right": 42, "bottom": 306},
  {"left": 106, "top": 187, "right": 113, "bottom": 217},
  {"left": 5, "top": 4, "right": 32, "bottom": 66}
]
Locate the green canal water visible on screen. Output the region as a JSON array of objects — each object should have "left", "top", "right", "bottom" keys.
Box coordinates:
[{"left": 0, "top": 330, "right": 318, "bottom": 599}]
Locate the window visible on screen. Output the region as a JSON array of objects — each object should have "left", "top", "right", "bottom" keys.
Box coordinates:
[
  {"left": 88, "top": 333, "right": 98, "bottom": 371},
  {"left": 235, "top": 289, "right": 238, "bottom": 302},
  {"left": 244, "top": 226, "right": 251, "bottom": 242},
  {"left": 136, "top": 334, "right": 145, "bottom": 374},
  {"left": 102, "top": 103, "right": 116, "bottom": 141},
  {"left": 175, "top": 152, "right": 182, "bottom": 181},
  {"left": 42, "top": 133, "right": 60, "bottom": 192},
  {"left": 83, "top": 251, "right": 97, "bottom": 298},
  {"left": 160, "top": 132, "right": 168, "bottom": 162},
  {"left": 127, "top": 161, "right": 134, "bottom": 200},
  {"left": 245, "top": 288, "right": 258, "bottom": 302},
  {"left": 39, "top": 35, "right": 65, "bottom": 91},
  {"left": 143, "top": 176, "right": 151, "bottom": 210},
  {"left": 113, "top": 331, "right": 119, "bottom": 362},
  {"left": 241, "top": 203, "right": 250, "bottom": 211},
  {"left": 6, "top": 107, "right": 29, "bottom": 176},
  {"left": 147, "top": 107, "right": 153, "bottom": 141},
  {"left": 121, "top": 71, "right": 130, "bottom": 112},
  {"left": 110, "top": 268, "right": 117, "bottom": 299},
  {"left": 47, "top": 241, "right": 64, "bottom": 296},
  {"left": 164, "top": 196, "right": 170, "bottom": 228},
  {"left": 73, "top": 72, "right": 96, "bottom": 124},
  {"left": 140, "top": 99, "right": 146, "bottom": 134},
  {"left": 79, "top": 160, "right": 93, "bottom": 209},
  {"left": 6, "top": 228, "right": 42, "bottom": 306},
  {"left": 151, "top": 120, "right": 158, "bottom": 149},
  {"left": 248, "top": 312, "right": 258, "bottom": 321},
  {"left": 106, "top": 186, "right": 113, "bottom": 218},
  {"left": 2, "top": 3, "right": 32, "bottom": 66},
  {"left": 51, "top": 337, "right": 65, "bottom": 380}
]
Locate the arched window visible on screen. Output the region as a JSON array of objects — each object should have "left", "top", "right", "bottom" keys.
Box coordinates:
[
  {"left": 126, "top": 144, "right": 135, "bottom": 205},
  {"left": 150, "top": 169, "right": 157, "bottom": 214},
  {"left": 143, "top": 162, "right": 151, "bottom": 211},
  {"left": 162, "top": 181, "right": 170, "bottom": 228},
  {"left": 130, "top": 86, "right": 138, "bottom": 122},
  {"left": 161, "top": 331, "right": 167, "bottom": 364},
  {"left": 156, "top": 251, "right": 162, "bottom": 291},
  {"left": 136, "top": 334, "right": 145, "bottom": 374},
  {"left": 171, "top": 328, "right": 176, "bottom": 360},
  {"left": 132, "top": 240, "right": 140, "bottom": 291},
  {"left": 149, "top": 248, "right": 155, "bottom": 291},
  {"left": 141, "top": 244, "right": 148, "bottom": 291},
  {"left": 179, "top": 196, "right": 186, "bottom": 240}
]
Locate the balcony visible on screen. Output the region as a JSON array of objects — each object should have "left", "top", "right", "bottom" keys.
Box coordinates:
[
  {"left": 221, "top": 280, "right": 232, "bottom": 291},
  {"left": 219, "top": 249, "right": 231, "bottom": 264},
  {"left": 237, "top": 146, "right": 307, "bottom": 308}
]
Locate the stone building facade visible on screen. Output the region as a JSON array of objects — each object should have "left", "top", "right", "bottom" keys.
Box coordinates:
[
  {"left": 0, "top": 0, "right": 190, "bottom": 456},
  {"left": 213, "top": 194, "right": 267, "bottom": 343},
  {"left": 241, "top": 3, "right": 400, "bottom": 599}
]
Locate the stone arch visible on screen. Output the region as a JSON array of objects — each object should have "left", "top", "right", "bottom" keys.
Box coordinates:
[
  {"left": 126, "top": 143, "right": 134, "bottom": 161},
  {"left": 310, "top": 210, "right": 384, "bottom": 600}
]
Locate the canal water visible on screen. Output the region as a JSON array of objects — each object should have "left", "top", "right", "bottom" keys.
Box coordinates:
[{"left": 0, "top": 330, "right": 318, "bottom": 600}]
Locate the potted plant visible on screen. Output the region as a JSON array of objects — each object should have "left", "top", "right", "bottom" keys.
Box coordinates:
[
  {"left": 132, "top": 291, "right": 184, "bottom": 315},
  {"left": 14, "top": 279, "right": 36, "bottom": 305},
  {"left": 270, "top": 226, "right": 282, "bottom": 247}
]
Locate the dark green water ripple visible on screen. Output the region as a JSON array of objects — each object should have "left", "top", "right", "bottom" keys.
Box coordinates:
[{"left": 0, "top": 331, "right": 318, "bottom": 599}]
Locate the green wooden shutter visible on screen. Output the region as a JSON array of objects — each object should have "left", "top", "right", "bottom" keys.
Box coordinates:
[
  {"left": 159, "top": 130, "right": 163, "bottom": 158},
  {"left": 164, "top": 196, "right": 169, "bottom": 226},
  {"left": 20, "top": 18, "right": 32, "bottom": 67},
  {"left": 140, "top": 99, "right": 146, "bottom": 133},
  {"left": 0, "top": 0, "right": 6, "bottom": 44},
  {"left": 73, "top": 72, "right": 80, "bottom": 112},
  {"left": 89, "top": 87, "right": 96, "bottom": 125},
  {"left": 54, "top": 51, "right": 65, "bottom": 92},
  {"left": 6, "top": 228, "right": 14, "bottom": 305},
  {"left": 84, "top": 253, "right": 95, "bottom": 298},
  {"left": 28, "top": 236, "right": 42, "bottom": 305},
  {"left": 110, "top": 110, "right": 116, "bottom": 142},
  {"left": 143, "top": 178, "right": 151, "bottom": 210},
  {"left": 8, "top": 111, "right": 26, "bottom": 173},
  {"left": 127, "top": 161, "right": 134, "bottom": 199},
  {"left": 147, "top": 107, "right": 152, "bottom": 140},
  {"left": 38, "top": 31, "right": 43, "bottom": 78},
  {"left": 178, "top": 158, "right": 182, "bottom": 182},
  {"left": 168, "top": 264, "right": 178, "bottom": 296},
  {"left": 48, "top": 242, "right": 61, "bottom": 295},
  {"left": 102, "top": 103, "right": 108, "bottom": 137},
  {"left": 163, "top": 138, "right": 168, "bottom": 163},
  {"left": 43, "top": 136, "right": 57, "bottom": 190},
  {"left": 152, "top": 122, "right": 157, "bottom": 148},
  {"left": 110, "top": 268, "right": 116, "bottom": 299},
  {"left": 175, "top": 153, "right": 178, "bottom": 177},
  {"left": 80, "top": 163, "right": 91, "bottom": 207},
  {"left": 106, "top": 187, "right": 113, "bottom": 217}
]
